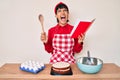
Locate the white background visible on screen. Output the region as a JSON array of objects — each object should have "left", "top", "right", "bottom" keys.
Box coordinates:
[{"left": 0, "top": 0, "right": 120, "bottom": 67}]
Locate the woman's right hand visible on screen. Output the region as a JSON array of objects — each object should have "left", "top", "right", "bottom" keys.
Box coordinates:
[{"left": 40, "top": 32, "right": 48, "bottom": 43}]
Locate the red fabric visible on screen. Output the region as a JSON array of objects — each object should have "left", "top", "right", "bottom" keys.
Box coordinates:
[
  {"left": 44, "top": 24, "right": 83, "bottom": 62},
  {"left": 54, "top": 2, "right": 68, "bottom": 14},
  {"left": 51, "top": 34, "right": 75, "bottom": 63}
]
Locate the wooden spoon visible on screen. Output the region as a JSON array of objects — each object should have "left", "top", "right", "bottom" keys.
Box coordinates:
[{"left": 38, "top": 14, "right": 44, "bottom": 33}]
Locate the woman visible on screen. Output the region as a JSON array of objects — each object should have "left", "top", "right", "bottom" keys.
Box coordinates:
[{"left": 40, "top": 2, "right": 85, "bottom": 64}]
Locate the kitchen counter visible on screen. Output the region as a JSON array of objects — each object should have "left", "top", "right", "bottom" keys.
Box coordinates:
[{"left": 0, "top": 63, "right": 120, "bottom": 80}]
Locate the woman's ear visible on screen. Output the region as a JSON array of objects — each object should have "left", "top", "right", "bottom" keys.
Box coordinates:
[
  {"left": 55, "top": 14, "right": 57, "bottom": 18},
  {"left": 55, "top": 15, "right": 59, "bottom": 23}
]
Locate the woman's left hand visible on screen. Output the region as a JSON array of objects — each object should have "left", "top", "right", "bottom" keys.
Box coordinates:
[{"left": 78, "top": 34, "right": 85, "bottom": 44}]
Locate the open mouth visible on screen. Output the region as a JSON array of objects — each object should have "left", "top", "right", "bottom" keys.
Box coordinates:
[
  {"left": 60, "top": 16, "right": 66, "bottom": 22},
  {"left": 61, "top": 17, "right": 66, "bottom": 20}
]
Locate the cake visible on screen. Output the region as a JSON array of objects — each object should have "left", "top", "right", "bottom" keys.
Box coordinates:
[{"left": 51, "top": 62, "right": 71, "bottom": 75}]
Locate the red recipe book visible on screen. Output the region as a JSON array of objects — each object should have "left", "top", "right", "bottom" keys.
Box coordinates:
[{"left": 70, "top": 18, "right": 95, "bottom": 38}]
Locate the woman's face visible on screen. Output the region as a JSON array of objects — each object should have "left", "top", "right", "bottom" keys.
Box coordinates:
[{"left": 55, "top": 8, "right": 69, "bottom": 26}]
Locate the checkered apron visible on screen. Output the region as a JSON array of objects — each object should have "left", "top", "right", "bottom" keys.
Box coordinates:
[{"left": 50, "top": 34, "right": 75, "bottom": 64}]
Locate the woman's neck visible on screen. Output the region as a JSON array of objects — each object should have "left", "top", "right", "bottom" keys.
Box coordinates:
[{"left": 58, "top": 23, "right": 68, "bottom": 27}]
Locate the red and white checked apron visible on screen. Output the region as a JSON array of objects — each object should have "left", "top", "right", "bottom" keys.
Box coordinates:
[{"left": 50, "top": 34, "right": 75, "bottom": 64}]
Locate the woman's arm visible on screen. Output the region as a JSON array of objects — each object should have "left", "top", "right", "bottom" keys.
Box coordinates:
[
  {"left": 43, "top": 29, "right": 54, "bottom": 53},
  {"left": 73, "top": 34, "right": 85, "bottom": 53},
  {"left": 73, "top": 38, "right": 83, "bottom": 53}
]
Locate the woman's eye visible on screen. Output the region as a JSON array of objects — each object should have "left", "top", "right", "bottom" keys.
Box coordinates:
[
  {"left": 64, "top": 9, "right": 67, "bottom": 12},
  {"left": 57, "top": 9, "right": 68, "bottom": 13},
  {"left": 57, "top": 10, "right": 61, "bottom": 13}
]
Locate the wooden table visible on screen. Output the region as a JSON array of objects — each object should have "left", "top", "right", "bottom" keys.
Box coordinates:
[{"left": 0, "top": 63, "right": 120, "bottom": 80}]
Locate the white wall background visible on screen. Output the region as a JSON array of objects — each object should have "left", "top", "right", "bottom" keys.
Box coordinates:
[{"left": 0, "top": 0, "right": 120, "bottom": 67}]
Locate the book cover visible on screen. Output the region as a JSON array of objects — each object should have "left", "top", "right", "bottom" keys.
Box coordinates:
[{"left": 70, "top": 19, "right": 95, "bottom": 38}]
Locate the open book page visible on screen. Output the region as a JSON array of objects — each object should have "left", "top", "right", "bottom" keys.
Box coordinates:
[{"left": 70, "top": 18, "right": 95, "bottom": 38}]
